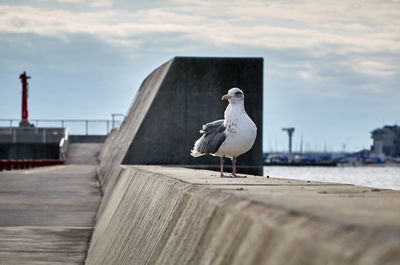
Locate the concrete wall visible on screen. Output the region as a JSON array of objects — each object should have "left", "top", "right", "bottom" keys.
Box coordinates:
[
  {"left": 96, "top": 57, "right": 263, "bottom": 219},
  {"left": 65, "top": 143, "right": 103, "bottom": 165},
  {"left": 0, "top": 127, "right": 64, "bottom": 159},
  {"left": 122, "top": 57, "right": 263, "bottom": 176},
  {"left": 0, "top": 127, "right": 64, "bottom": 143},
  {"left": 86, "top": 166, "right": 400, "bottom": 265},
  {"left": 69, "top": 135, "right": 107, "bottom": 143},
  {"left": 0, "top": 143, "right": 59, "bottom": 159},
  {"left": 96, "top": 59, "right": 173, "bottom": 196},
  {"left": 97, "top": 57, "right": 263, "bottom": 196}
]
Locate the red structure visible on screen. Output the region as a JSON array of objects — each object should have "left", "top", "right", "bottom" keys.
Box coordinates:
[
  {"left": 0, "top": 159, "right": 64, "bottom": 171},
  {"left": 19, "top": 71, "right": 32, "bottom": 127}
]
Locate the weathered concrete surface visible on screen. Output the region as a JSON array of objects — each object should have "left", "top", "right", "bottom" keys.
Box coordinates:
[
  {"left": 97, "top": 57, "right": 263, "bottom": 198},
  {"left": 97, "top": 59, "right": 173, "bottom": 196},
  {"left": 136, "top": 166, "right": 400, "bottom": 233},
  {"left": 86, "top": 166, "right": 400, "bottom": 265},
  {"left": 97, "top": 129, "right": 116, "bottom": 164},
  {"left": 122, "top": 57, "right": 263, "bottom": 175},
  {"left": 66, "top": 143, "right": 103, "bottom": 165},
  {"left": 0, "top": 165, "right": 101, "bottom": 264}
]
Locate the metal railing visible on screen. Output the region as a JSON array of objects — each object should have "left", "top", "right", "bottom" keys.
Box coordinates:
[{"left": 0, "top": 118, "right": 123, "bottom": 135}]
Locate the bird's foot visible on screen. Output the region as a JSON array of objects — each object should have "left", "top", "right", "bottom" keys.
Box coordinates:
[
  {"left": 220, "top": 174, "right": 247, "bottom": 178},
  {"left": 231, "top": 173, "right": 247, "bottom": 178}
]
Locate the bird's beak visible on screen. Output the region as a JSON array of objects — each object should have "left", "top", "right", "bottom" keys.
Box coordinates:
[{"left": 222, "top": 94, "right": 230, "bottom": 101}]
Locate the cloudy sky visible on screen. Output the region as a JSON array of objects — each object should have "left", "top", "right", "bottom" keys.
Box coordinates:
[{"left": 1, "top": 0, "right": 399, "bottom": 152}]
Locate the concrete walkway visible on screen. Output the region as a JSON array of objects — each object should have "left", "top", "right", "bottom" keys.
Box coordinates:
[
  {"left": 66, "top": 143, "right": 103, "bottom": 165},
  {"left": 87, "top": 165, "right": 400, "bottom": 265},
  {"left": 136, "top": 166, "right": 400, "bottom": 234},
  {"left": 0, "top": 164, "right": 101, "bottom": 265}
]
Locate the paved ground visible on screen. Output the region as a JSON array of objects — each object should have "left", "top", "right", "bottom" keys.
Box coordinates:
[
  {"left": 0, "top": 164, "right": 101, "bottom": 265},
  {"left": 66, "top": 143, "right": 102, "bottom": 165}
]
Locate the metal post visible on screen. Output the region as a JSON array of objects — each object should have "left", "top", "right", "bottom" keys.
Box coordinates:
[
  {"left": 85, "top": 120, "right": 88, "bottom": 135},
  {"left": 111, "top": 113, "right": 124, "bottom": 130},
  {"left": 12, "top": 128, "right": 16, "bottom": 143},
  {"left": 19, "top": 72, "right": 31, "bottom": 126},
  {"left": 61, "top": 120, "right": 64, "bottom": 128},
  {"left": 106, "top": 120, "right": 109, "bottom": 133},
  {"left": 282, "top": 127, "right": 295, "bottom": 163}
]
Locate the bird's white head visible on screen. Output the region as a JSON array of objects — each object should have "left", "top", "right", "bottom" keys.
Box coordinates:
[{"left": 222, "top": 87, "right": 244, "bottom": 104}]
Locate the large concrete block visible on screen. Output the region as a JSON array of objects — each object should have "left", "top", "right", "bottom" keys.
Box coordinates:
[
  {"left": 86, "top": 166, "right": 400, "bottom": 265},
  {"left": 97, "top": 59, "right": 173, "bottom": 192},
  {"left": 122, "top": 57, "right": 263, "bottom": 175}
]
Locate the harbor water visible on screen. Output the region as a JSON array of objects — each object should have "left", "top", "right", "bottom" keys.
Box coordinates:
[{"left": 264, "top": 166, "right": 400, "bottom": 191}]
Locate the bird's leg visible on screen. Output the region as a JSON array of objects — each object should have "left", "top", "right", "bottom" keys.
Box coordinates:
[
  {"left": 231, "top": 157, "right": 246, "bottom": 178},
  {"left": 220, "top": 157, "right": 233, "bottom": 178},
  {"left": 232, "top": 157, "right": 236, "bottom": 177},
  {"left": 220, "top": 157, "right": 227, "bottom": 177},
  {"left": 232, "top": 157, "right": 238, "bottom": 177}
]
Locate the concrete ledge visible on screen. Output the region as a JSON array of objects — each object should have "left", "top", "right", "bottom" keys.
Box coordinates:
[{"left": 86, "top": 166, "right": 400, "bottom": 265}]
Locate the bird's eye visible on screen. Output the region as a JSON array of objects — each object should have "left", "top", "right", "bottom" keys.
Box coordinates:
[{"left": 235, "top": 92, "right": 242, "bottom": 96}]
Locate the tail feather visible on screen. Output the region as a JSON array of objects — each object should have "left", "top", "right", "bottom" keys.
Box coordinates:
[{"left": 191, "top": 137, "right": 205, "bottom": 157}]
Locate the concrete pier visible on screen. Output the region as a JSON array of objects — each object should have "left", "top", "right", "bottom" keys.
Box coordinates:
[
  {"left": 0, "top": 165, "right": 101, "bottom": 264},
  {"left": 3, "top": 56, "right": 400, "bottom": 264},
  {"left": 86, "top": 165, "right": 400, "bottom": 265}
]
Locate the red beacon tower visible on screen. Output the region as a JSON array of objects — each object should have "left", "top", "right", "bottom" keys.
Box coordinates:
[{"left": 19, "top": 71, "right": 33, "bottom": 127}]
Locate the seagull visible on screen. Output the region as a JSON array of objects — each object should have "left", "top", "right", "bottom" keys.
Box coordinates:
[{"left": 191, "top": 87, "right": 257, "bottom": 178}]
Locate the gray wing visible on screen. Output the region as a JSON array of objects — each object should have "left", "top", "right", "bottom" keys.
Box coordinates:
[{"left": 197, "top": 119, "right": 226, "bottom": 154}]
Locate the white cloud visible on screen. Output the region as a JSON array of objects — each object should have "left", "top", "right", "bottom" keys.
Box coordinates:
[
  {"left": 90, "top": 0, "right": 112, "bottom": 8},
  {"left": 343, "top": 59, "right": 397, "bottom": 77},
  {"left": 1, "top": 2, "right": 399, "bottom": 53},
  {"left": 299, "top": 72, "right": 311, "bottom": 80},
  {"left": 0, "top": 1, "right": 399, "bottom": 78},
  {"left": 57, "top": 0, "right": 85, "bottom": 3}
]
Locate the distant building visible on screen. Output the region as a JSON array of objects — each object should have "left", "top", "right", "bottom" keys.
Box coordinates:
[{"left": 371, "top": 125, "right": 400, "bottom": 157}]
